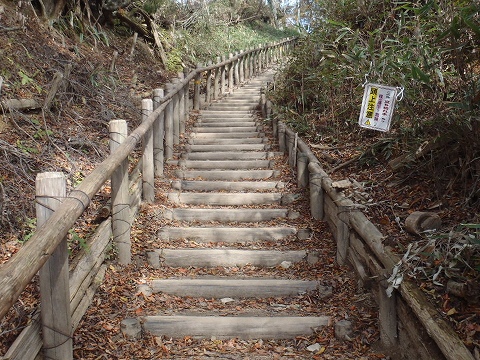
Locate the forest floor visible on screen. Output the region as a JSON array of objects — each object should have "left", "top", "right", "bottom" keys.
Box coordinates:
[{"left": 0, "top": 1, "right": 478, "bottom": 359}]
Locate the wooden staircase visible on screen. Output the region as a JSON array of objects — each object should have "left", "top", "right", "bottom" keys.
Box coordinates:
[{"left": 138, "top": 70, "right": 331, "bottom": 341}]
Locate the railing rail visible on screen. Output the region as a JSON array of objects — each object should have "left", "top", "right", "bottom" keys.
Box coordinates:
[{"left": 0, "top": 37, "right": 296, "bottom": 359}]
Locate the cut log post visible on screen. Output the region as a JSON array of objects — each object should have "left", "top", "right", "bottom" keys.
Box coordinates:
[
  {"left": 309, "top": 165, "right": 325, "bottom": 220},
  {"left": 378, "top": 281, "right": 398, "bottom": 347},
  {"left": 213, "top": 57, "right": 220, "bottom": 99},
  {"left": 220, "top": 56, "right": 226, "bottom": 95},
  {"left": 234, "top": 51, "right": 240, "bottom": 85},
  {"left": 109, "top": 50, "right": 118, "bottom": 73},
  {"left": 152, "top": 88, "right": 165, "bottom": 177},
  {"left": 206, "top": 60, "right": 212, "bottom": 105},
  {"left": 129, "top": 32, "right": 138, "bottom": 58},
  {"left": 183, "top": 67, "right": 190, "bottom": 114},
  {"left": 164, "top": 83, "right": 174, "bottom": 159},
  {"left": 239, "top": 51, "right": 244, "bottom": 83},
  {"left": 297, "top": 151, "right": 309, "bottom": 188},
  {"left": 142, "top": 99, "right": 154, "bottom": 203},
  {"left": 178, "top": 73, "right": 186, "bottom": 135},
  {"left": 36, "top": 172, "right": 72, "bottom": 360},
  {"left": 109, "top": 119, "right": 131, "bottom": 265},
  {"left": 172, "top": 78, "right": 180, "bottom": 145},
  {"left": 194, "top": 64, "right": 202, "bottom": 110},
  {"left": 278, "top": 121, "right": 286, "bottom": 153},
  {"left": 43, "top": 71, "right": 64, "bottom": 110},
  {"left": 228, "top": 53, "right": 234, "bottom": 93},
  {"left": 336, "top": 198, "right": 352, "bottom": 266},
  {"left": 405, "top": 211, "right": 442, "bottom": 235}
]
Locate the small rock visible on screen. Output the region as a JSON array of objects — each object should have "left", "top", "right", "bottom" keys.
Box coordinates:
[
  {"left": 307, "top": 251, "right": 319, "bottom": 264},
  {"left": 121, "top": 318, "right": 141, "bottom": 339},
  {"left": 136, "top": 284, "right": 153, "bottom": 297},
  {"left": 146, "top": 251, "right": 160, "bottom": 268},
  {"left": 287, "top": 210, "right": 300, "bottom": 219},
  {"left": 306, "top": 343, "right": 321, "bottom": 352},
  {"left": 280, "top": 261, "right": 292, "bottom": 269},
  {"left": 297, "top": 228, "right": 312, "bottom": 240},
  {"left": 335, "top": 320, "right": 353, "bottom": 341},
  {"left": 220, "top": 297, "right": 235, "bottom": 304}
]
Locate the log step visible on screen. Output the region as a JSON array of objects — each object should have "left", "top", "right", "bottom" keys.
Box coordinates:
[
  {"left": 188, "top": 138, "right": 266, "bottom": 145},
  {"left": 199, "top": 111, "right": 253, "bottom": 118},
  {"left": 165, "top": 192, "right": 284, "bottom": 206},
  {"left": 142, "top": 315, "right": 331, "bottom": 340},
  {"left": 157, "top": 226, "right": 296, "bottom": 242},
  {"left": 207, "top": 104, "right": 256, "bottom": 111},
  {"left": 196, "top": 117, "right": 257, "bottom": 123},
  {"left": 189, "top": 132, "right": 264, "bottom": 139},
  {"left": 193, "top": 121, "right": 258, "bottom": 127},
  {"left": 158, "top": 208, "right": 296, "bottom": 222},
  {"left": 175, "top": 160, "right": 272, "bottom": 170},
  {"left": 156, "top": 249, "right": 309, "bottom": 268},
  {"left": 148, "top": 278, "right": 320, "bottom": 298},
  {"left": 181, "top": 152, "right": 273, "bottom": 160},
  {"left": 174, "top": 170, "right": 279, "bottom": 180},
  {"left": 193, "top": 126, "right": 260, "bottom": 133},
  {"left": 185, "top": 144, "right": 269, "bottom": 152},
  {"left": 170, "top": 180, "right": 285, "bottom": 191}
]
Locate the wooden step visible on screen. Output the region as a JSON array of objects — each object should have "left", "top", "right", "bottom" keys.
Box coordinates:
[
  {"left": 194, "top": 121, "right": 258, "bottom": 127},
  {"left": 166, "top": 192, "right": 283, "bottom": 206},
  {"left": 174, "top": 169, "right": 280, "bottom": 180},
  {"left": 158, "top": 226, "right": 296, "bottom": 242},
  {"left": 199, "top": 111, "right": 253, "bottom": 118},
  {"left": 188, "top": 138, "right": 266, "bottom": 145},
  {"left": 189, "top": 132, "right": 264, "bottom": 139},
  {"left": 207, "top": 104, "right": 256, "bottom": 111},
  {"left": 156, "top": 249, "right": 309, "bottom": 268},
  {"left": 170, "top": 180, "right": 285, "bottom": 191},
  {"left": 185, "top": 144, "right": 269, "bottom": 152},
  {"left": 158, "top": 208, "right": 298, "bottom": 222},
  {"left": 175, "top": 160, "right": 272, "bottom": 170},
  {"left": 148, "top": 278, "right": 320, "bottom": 298},
  {"left": 181, "top": 151, "right": 272, "bottom": 160},
  {"left": 193, "top": 126, "right": 260, "bottom": 133},
  {"left": 142, "top": 315, "right": 331, "bottom": 340}
]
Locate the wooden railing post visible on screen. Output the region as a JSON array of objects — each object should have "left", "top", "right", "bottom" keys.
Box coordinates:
[
  {"left": 220, "top": 56, "right": 226, "bottom": 95},
  {"left": 183, "top": 67, "right": 190, "bottom": 115},
  {"left": 239, "top": 51, "right": 244, "bottom": 84},
  {"left": 234, "top": 51, "right": 240, "bottom": 86},
  {"left": 206, "top": 60, "right": 212, "bottom": 105},
  {"left": 172, "top": 79, "right": 180, "bottom": 144},
  {"left": 228, "top": 53, "right": 234, "bottom": 93},
  {"left": 308, "top": 162, "right": 325, "bottom": 220},
  {"left": 278, "top": 121, "right": 286, "bottom": 153},
  {"left": 36, "top": 172, "right": 72, "bottom": 360},
  {"left": 178, "top": 72, "right": 186, "bottom": 135},
  {"left": 164, "top": 83, "right": 174, "bottom": 159},
  {"left": 153, "top": 88, "right": 164, "bottom": 177},
  {"left": 245, "top": 49, "right": 251, "bottom": 81},
  {"left": 194, "top": 64, "right": 202, "bottom": 110},
  {"left": 109, "top": 119, "right": 131, "bottom": 264},
  {"left": 214, "top": 57, "right": 220, "bottom": 99},
  {"left": 297, "top": 152, "right": 309, "bottom": 188},
  {"left": 142, "top": 99, "right": 154, "bottom": 202}
]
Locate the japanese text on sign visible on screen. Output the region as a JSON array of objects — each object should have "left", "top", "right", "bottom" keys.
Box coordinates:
[{"left": 359, "top": 83, "right": 398, "bottom": 132}]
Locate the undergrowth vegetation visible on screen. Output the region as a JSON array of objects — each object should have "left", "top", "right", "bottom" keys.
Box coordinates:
[{"left": 273, "top": 0, "right": 479, "bottom": 202}]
